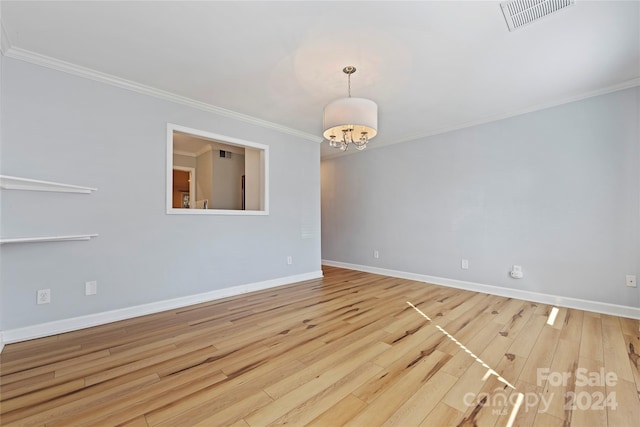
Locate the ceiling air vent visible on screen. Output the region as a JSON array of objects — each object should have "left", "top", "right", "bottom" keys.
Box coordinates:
[{"left": 500, "top": 0, "right": 575, "bottom": 31}]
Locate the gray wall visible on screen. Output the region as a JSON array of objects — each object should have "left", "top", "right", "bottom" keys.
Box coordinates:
[
  {"left": 196, "top": 150, "right": 214, "bottom": 204},
  {"left": 173, "top": 153, "right": 196, "bottom": 169},
  {"left": 0, "top": 57, "right": 321, "bottom": 330},
  {"left": 0, "top": 54, "right": 3, "bottom": 334},
  {"left": 322, "top": 87, "right": 640, "bottom": 308},
  {"left": 245, "top": 148, "right": 262, "bottom": 210},
  {"left": 212, "top": 152, "right": 244, "bottom": 210}
]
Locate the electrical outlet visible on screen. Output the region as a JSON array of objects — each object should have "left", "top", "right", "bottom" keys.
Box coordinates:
[
  {"left": 374, "top": 250, "right": 379, "bottom": 259},
  {"left": 287, "top": 256, "right": 293, "bottom": 265},
  {"left": 510, "top": 265, "right": 523, "bottom": 279},
  {"left": 37, "top": 289, "right": 51, "bottom": 304},
  {"left": 461, "top": 259, "right": 469, "bottom": 270},
  {"left": 85, "top": 280, "right": 97, "bottom": 295},
  {"left": 626, "top": 275, "right": 637, "bottom": 288}
]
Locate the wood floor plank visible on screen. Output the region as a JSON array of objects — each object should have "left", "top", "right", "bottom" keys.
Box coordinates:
[
  {"left": 475, "top": 332, "right": 514, "bottom": 373},
  {"left": 619, "top": 317, "right": 640, "bottom": 336},
  {"left": 264, "top": 361, "right": 383, "bottom": 426},
  {"left": 0, "top": 345, "right": 83, "bottom": 375},
  {"left": 0, "top": 372, "right": 55, "bottom": 398},
  {"left": 492, "top": 299, "right": 528, "bottom": 326},
  {"left": 531, "top": 411, "right": 565, "bottom": 426},
  {"left": 84, "top": 343, "right": 207, "bottom": 386},
  {"left": 579, "top": 313, "right": 604, "bottom": 362},
  {"left": 442, "top": 362, "right": 492, "bottom": 413},
  {"left": 50, "top": 344, "right": 172, "bottom": 379},
  {"left": 623, "top": 330, "right": 640, "bottom": 397},
  {"left": 374, "top": 321, "right": 441, "bottom": 368},
  {"left": 346, "top": 350, "right": 453, "bottom": 426},
  {"left": 144, "top": 360, "right": 307, "bottom": 426},
  {"left": 605, "top": 378, "right": 640, "bottom": 427},
  {"left": 51, "top": 369, "right": 228, "bottom": 427},
  {"left": 1, "top": 349, "right": 110, "bottom": 388},
  {"left": 417, "top": 402, "right": 464, "bottom": 427},
  {"left": 569, "top": 357, "right": 608, "bottom": 427},
  {"left": 549, "top": 307, "right": 568, "bottom": 330},
  {"left": 227, "top": 419, "right": 250, "bottom": 427},
  {"left": 441, "top": 317, "right": 505, "bottom": 378},
  {"left": 493, "top": 343, "right": 529, "bottom": 392},
  {"left": 264, "top": 329, "right": 389, "bottom": 401},
  {"left": 246, "top": 343, "right": 389, "bottom": 426},
  {"left": 353, "top": 345, "right": 449, "bottom": 405},
  {"left": 559, "top": 308, "right": 584, "bottom": 343},
  {"left": 306, "top": 394, "right": 367, "bottom": 427},
  {"left": 435, "top": 312, "right": 499, "bottom": 357},
  {"left": 457, "top": 376, "right": 515, "bottom": 427},
  {"left": 1, "top": 374, "right": 160, "bottom": 426},
  {"left": 0, "top": 336, "right": 61, "bottom": 361},
  {"left": 495, "top": 380, "right": 542, "bottom": 427},
  {"left": 518, "top": 327, "right": 561, "bottom": 385},
  {"left": 0, "top": 378, "right": 85, "bottom": 415},
  {"left": 192, "top": 390, "right": 274, "bottom": 427},
  {"left": 539, "top": 337, "right": 581, "bottom": 422},
  {"left": 497, "top": 301, "right": 536, "bottom": 339},
  {"left": 506, "top": 310, "right": 547, "bottom": 359},
  {"left": 381, "top": 370, "right": 457, "bottom": 426},
  {"left": 442, "top": 325, "right": 516, "bottom": 422},
  {"left": 602, "top": 315, "right": 636, "bottom": 383},
  {"left": 117, "top": 415, "right": 150, "bottom": 427},
  {"left": 1, "top": 266, "right": 637, "bottom": 427}
]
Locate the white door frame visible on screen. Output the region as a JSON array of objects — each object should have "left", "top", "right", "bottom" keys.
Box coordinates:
[{"left": 173, "top": 166, "right": 196, "bottom": 208}]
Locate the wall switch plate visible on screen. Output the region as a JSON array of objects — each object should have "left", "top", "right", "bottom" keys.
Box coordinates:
[
  {"left": 37, "top": 289, "right": 51, "bottom": 304},
  {"left": 626, "top": 275, "right": 637, "bottom": 288},
  {"left": 461, "top": 259, "right": 469, "bottom": 269},
  {"left": 287, "top": 256, "right": 292, "bottom": 265},
  {"left": 374, "top": 250, "right": 379, "bottom": 259},
  {"left": 85, "top": 280, "right": 98, "bottom": 295}
]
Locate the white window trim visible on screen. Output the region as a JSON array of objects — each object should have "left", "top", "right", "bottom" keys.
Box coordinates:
[{"left": 166, "top": 123, "right": 269, "bottom": 215}]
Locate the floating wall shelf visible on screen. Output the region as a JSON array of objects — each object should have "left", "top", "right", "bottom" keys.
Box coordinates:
[
  {"left": 0, "top": 175, "right": 97, "bottom": 194},
  {"left": 0, "top": 234, "right": 99, "bottom": 245}
]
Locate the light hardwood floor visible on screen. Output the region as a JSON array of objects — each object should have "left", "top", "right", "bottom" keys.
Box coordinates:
[{"left": 1, "top": 266, "right": 639, "bottom": 426}]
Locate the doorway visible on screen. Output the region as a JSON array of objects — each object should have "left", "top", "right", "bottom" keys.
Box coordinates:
[{"left": 172, "top": 167, "right": 195, "bottom": 208}]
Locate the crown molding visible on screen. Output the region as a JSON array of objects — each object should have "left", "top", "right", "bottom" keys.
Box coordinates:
[
  {"left": 5, "top": 46, "right": 636, "bottom": 157},
  {"left": 321, "top": 77, "right": 640, "bottom": 161},
  {"left": 4, "top": 47, "right": 323, "bottom": 144},
  {"left": 393, "top": 77, "right": 640, "bottom": 147},
  {"left": 173, "top": 150, "right": 197, "bottom": 158},
  {"left": 0, "top": 19, "right": 10, "bottom": 55}
]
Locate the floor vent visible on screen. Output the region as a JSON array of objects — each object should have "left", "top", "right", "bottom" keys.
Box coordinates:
[{"left": 500, "top": 0, "right": 575, "bottom": 31}]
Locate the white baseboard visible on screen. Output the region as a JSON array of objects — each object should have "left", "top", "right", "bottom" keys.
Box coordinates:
[
  {"left": 322, "top": 260, "right": 640, "bottom": 320},
  {"left": 0, "top": 331, "right": 4, "bottom": 354},
  {"left": 1, "top": 270, "right": 324, "bottom": 347}
]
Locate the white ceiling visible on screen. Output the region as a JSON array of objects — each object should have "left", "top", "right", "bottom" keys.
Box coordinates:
[{"left": 2, "top": 1, "right": 639, "bottom": 158}]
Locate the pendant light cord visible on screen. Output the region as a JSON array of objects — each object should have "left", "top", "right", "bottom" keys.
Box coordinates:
[{"left": 343, "top": 65, "right": 356, "bottom": 98}]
